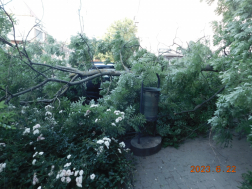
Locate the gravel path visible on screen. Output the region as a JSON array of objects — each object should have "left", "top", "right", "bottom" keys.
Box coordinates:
[{"left": 132, "top": 134, "right": 252, "bottom": 189}]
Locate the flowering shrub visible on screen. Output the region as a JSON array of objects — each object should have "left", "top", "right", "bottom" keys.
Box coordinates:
[{"left": 0, "top": 100, "right": 134, "bottom": 188}]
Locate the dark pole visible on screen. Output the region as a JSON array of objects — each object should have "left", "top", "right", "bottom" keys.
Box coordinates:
[{"left": 138, "top": 81, "right": 144, "bottom": 144}]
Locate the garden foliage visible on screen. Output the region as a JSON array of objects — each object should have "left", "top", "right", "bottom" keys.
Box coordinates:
[{"left": 1, "top": 0, "right": 252, "bottom": 187}]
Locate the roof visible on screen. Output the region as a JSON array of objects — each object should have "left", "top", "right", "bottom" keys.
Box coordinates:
[{"left": 161, "top": 52, "right": 183, "bottom": 57}]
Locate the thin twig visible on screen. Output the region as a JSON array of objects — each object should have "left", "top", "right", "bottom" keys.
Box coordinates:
[{"left": 174, "top": 85, "right": 225, "bottom": 115}]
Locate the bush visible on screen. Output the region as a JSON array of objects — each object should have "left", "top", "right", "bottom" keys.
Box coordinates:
[
  {"left": 239, "top": 170, "right": 252, "bottom": 189},
  {"left": 0, "top": 99, "right": 134, "bottom": 189}
]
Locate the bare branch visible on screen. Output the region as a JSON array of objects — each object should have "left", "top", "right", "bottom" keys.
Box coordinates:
[{"left": 0, "top": 37, "right": 14, "bottom": 47}]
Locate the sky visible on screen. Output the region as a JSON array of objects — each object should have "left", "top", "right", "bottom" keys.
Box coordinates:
[{"left": 4, "top": 0, "right": 222, "bottom": 54}]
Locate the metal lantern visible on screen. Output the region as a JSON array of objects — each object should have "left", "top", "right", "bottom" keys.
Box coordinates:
[
  {"left": 140, "top": 74, "right": 161, "bottom": 122},
  {"left": 137, "top": 73, "right": 161, "bottom": 144}
]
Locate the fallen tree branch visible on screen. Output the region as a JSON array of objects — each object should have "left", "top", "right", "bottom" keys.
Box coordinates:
[
  {"left": 174, "top": 85, "right": 225, "bottom": 115},
  {"left": 0, "top": 37, "right": 14, "bottom": 47},
  {"left": 4, "top": 69, "right": 124, "bottom": 103},
  {"left": 20, "top": 74, "right": 80, "bottom": 105},
  {"left": 119, "top": 38, "right": 139, "bottom": 72}
]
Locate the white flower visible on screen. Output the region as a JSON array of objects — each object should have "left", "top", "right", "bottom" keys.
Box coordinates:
[
  {"left": 64, "top": 162, "right": 71, "bottom": 167},
  {"left": 115, "top": 117, "right": 122, "bottom": 123},
  {"left": 32, "top": 159, "right": 36, "bottom": 165},
  {"left": 37, "top": 134, "right": 45, "bottom": 141},
  {"left": 66, "top": 177, "right": 71, "bottom": 183},
  {"left": 90, "top": 173, "right": 95, "bottom": 180},
  {"left": 30, "top": 142, "right": 33, "bottom": 145},
  {"left": 45, "top": 111, "right": 52, "bottom": 116},
  {"left": 66, "top": 169, "right": 73, "bottom": 176},
  {"left": 119, "top": 142, "right": 126, "bottom": 148},
  {"left": 103, "top": 137, "right": 111, "bottom": 143},
  {"left": 0, "top": 163, "right": 6, "bottom": 172},
  {"left": 97, "top": 140, "right": 104, "bottom": 144},
  {"left": 0, "top": 143, "right": 6, "bottom": 147},
  {"left": 45, "top": 105, "right": 54, "bottom": 111},
  {"left": 95, "top": 118, "right": 98, "bottom": 123},
  {"left": 76, "top": 176, "right": 83, "bottom": 187},
  {"left": 59, "top": 110, "right": 63, "bottom": 113},
  {"left": 120, "top": 112, "right": 125, "bottom": 115},
  {"left": 84, "top": 110, "right": 91, "bottom": 116},
  {"left": 124, "top": 148, "right": 131, "bottom": 152},
  {"left": 104, "top": 141, "right": 110, "bottom": 149},
  {"left": 51, "top": 165, "right": 55, "bottom": 169},
  {"left": 99, "top": 146, "right": 104, "bottom": 153},
  {"left": 23, "top": 128, "right": 30, "bottom": 135},
  {"left": 111, "top": 123, "right": 116, "bottom": 126},
  {"left": 48, "top": 171, "right": 53, "bottom": 176},
  {"left": 33, "top": 129, "right": 40, "bottom": 135},
  {"left": 21, "top": 109, "right": 25, "bottom": 114},
  {"left": 33, "top": 152, "right": 38, "bottom": 157},
  {"left": 79, "top": 170, "right": 84, "bottom": 176},
  {"left": 118, "top": 148, "right": 122, "bottom": 153},
  {"left": 74, "top": 170, "right": 79, "bottom": 176},
  {"left": 67, "top": 154, "right": 71, "bottom": 159},
  {"left": 32, "top": 174, "right": 39, "bottom": 185},
  {"left": 60, "top": 170, "right": 66, "bottom": 177},
  {"left": 106, "top": 109, "right": 111, "bottom": 111},
  {"left": 90, "top": 104, "right": 98, "bottom": 108},
  {"left": 61, "top": 176, "right": 66, "bottom": 183},
  {"left": 39, "top": 152, "right": 44, "bottom": 155},
  {"left": 76, "top": 182, "right": 82, "bottom": 187},
  {"left": 34, "top": 147, "right": 36, "bottom": 150},
  {"left": 33, "top": 124, "right": 41, "bottom": 130},
  {"left": 37, "top": 186, "right": 41, "bottom": 189},
  {"left": 56, "top": 174, "right": 60, "bottom": 179}
]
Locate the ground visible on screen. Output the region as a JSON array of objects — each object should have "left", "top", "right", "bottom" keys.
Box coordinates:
[{"left": 132, "top": 133, "right": 252, "bottom": 189}]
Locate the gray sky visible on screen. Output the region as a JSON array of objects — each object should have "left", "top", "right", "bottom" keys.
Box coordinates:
[{"left": 5, "top": 0, "right": 222, "bottom": 54}]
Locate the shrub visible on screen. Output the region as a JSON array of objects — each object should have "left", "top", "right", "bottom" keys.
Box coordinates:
[{"left": 0, "top": 100, "right": 134, "bottom": 189}]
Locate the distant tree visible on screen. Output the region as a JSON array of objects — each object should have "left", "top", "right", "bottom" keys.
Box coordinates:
[
  {"left": 95, "top": 18, "right": 138, "bottom": 63},
  {"left": 104, "top": 18, "right": 137, "bottom": 42}
]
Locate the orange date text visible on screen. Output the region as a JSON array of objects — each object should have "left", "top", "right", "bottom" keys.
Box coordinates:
[{"left": 190, "top": 166, "right": 236, "bottom": 173}]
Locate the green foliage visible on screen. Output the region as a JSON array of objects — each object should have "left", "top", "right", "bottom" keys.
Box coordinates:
[
  {"left": 68, "top": 34, "right": 97, "bottom": 69},
  {"left": 0, "top": 9, "right": 13, "bottom": 38},
  {"left": 96, "top": 18, "right": 139, "bottom": 64},
  {"left": 2, "top": 0, "right": 252, "bottom": 187},
  {"left": 155, "top": 40, "right": 220, "bottom": 147},
  {"left": 0, "top": 102, "right": 16, "bottom": 129},
  {"left": 0, "top": 102, "right": 134, "bottom": 188},
  {"left": 105, "top": 18, "right": 137, "bottom": 42},
  {"left": 206, "top": 0, "right": 252, "bottom": 146},
  {"left": 239, "top": 170, "right": 252, "bottom": 189}
]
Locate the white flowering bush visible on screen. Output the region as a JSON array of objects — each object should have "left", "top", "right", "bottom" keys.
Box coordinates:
[{"left": 0, "top": 100, "right": 134, "bottom": 189}]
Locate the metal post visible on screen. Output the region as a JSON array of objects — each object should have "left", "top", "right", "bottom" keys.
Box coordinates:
[{"left": 138, "top": 81, "right": 144, "bottom": 144}]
